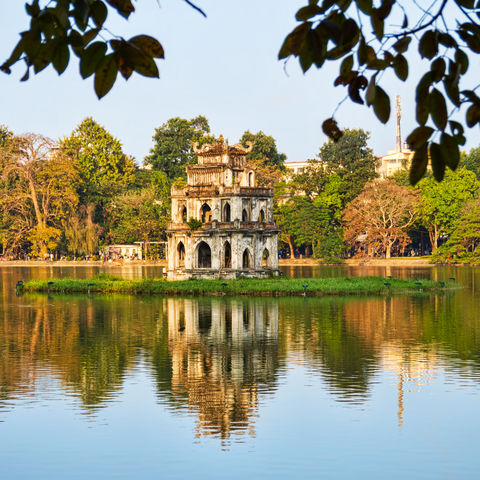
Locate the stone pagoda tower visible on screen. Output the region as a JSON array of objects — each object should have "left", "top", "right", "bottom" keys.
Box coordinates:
[{"left": 166, "top": 136, "right": 279, "bottom": 280}]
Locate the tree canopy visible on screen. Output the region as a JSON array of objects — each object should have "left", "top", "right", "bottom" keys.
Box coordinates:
[
  {"left": 318, "top": 128, "right": 378, "bottom": 204},
  {"left": 145, "top": 116, "right": 214, "bottom": 179},
  {"left": 343, "top": 179, "right": 419, "bottom": 258},
  {"left": 417, "top": 168, "right": 480, "bottom": 249}
]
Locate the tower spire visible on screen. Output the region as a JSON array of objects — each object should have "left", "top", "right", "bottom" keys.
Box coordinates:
[{"left": 396, "top": 95, "right": 402, "bottom": 152}]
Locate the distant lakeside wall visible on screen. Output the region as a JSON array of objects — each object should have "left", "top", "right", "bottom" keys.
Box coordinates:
[{"left": 0, "top": 257, "right": 434, "bottom": 267}]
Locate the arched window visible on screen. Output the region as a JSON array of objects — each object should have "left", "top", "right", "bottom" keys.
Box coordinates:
[
  {"left": 258, "top": 209, "right": 265, "bottom": 223},
  {"left": 182, "top": 206, "right": 187, "bottom": 222},
  {"left": 224, "top": 241, "right": 231, "bottom": 268},
  {"left": 200, "top": 203, "right": 212, "bottom": 222},
  {"left": 262, "top": 248, "right": 269, "bottom": 267},
  {"left": 242, "top": 249, "right": 250, "bottom": 269},
  {"left": 242, "top": 209, "right": 248, "bottom": 222},
  {"left": 197, "top": 241, "right": 211, "bottom": 268},
  {"left": 248, "top": 171, "right": 254, "bottom": 186},
  {"left": 177, "top": 242, "right": 185, "bottom": 267},
  {"left": 223, "top": 202, "right": 231, "bottom": 222}
]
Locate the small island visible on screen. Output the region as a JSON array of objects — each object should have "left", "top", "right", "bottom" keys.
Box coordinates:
[{"left": 22, "top": 275, "right": 453, "bottom": 297}]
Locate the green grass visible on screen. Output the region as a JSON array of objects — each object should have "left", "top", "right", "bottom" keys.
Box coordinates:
[{"left": 21, "top": 275, "right": 454, "bottom": 297}]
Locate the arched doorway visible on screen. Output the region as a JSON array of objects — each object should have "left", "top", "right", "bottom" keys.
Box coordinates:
[
  {"left": 262, "top": 248, "right": 269, "bottom": 267},
  {"left": 223, "top": 202, "right": 231, "bottom": 222},
  {"left": 242, "top": 249, "right": 251, "bottom": 269},
  {"left": 242, "top": 209, "right": 248, "bottom": 222},
  {"left": 200, "top": 203, "right": 212, "bottom": 222},
  {"left": 177, "top": 241, "right": 185, "bottom": 267},
  {"left": 197, "top": 241, "right": 211, "bottom": 268},
  {"left": 181, "top": 206, "right": 187, "bottom": 222},
  {"left": 248, "top": 171, "right": 254, "bottom": 186},
  {"left": 258, "top": 209, "right": 265, "bottom": 223},
  {"left": 224, "top": 241, "right": 231, "bottom": 268}
]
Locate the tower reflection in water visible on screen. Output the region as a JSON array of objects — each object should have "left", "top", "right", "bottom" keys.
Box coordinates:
[{"left": 164, "top": 298, "right": 279, "bottom": 441}]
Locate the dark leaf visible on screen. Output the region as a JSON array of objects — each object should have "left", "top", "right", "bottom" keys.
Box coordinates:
[
  {"left": 1, "top": 38, "right": 26, "bottom": 73},
  {"left": 444, "top": 74, "right": 460, "bottom": 106},
  {"left": 356, "top": 0, "right": 372, "bottom": 14},
  {"left": 466, "top": 104, "right": 480, "bottom": 127},
  {"left": 52, "top": 42, "right": 69, "bottom": 74},
  {"left": 419, "top": 30, "right": 438, "bottom": 59},
  {"left": 371, "top": 11, "right": 384, "bottom": 40},
  {"left": 106, "top": 0, "right": 135, "bottom": 19},
  {"left": 80, "top": 41, "right": 107, "bottom": 79},
  {"left": 94, "top": 53, "right": 118, "bottom": 99},
  {"left": 393, "top": 36, "right": 411, "bottom": 53},
  {"left": 407, "top": 126, "right": 434, "bottom": 150},
  {"left": 322, "top": 118, "right": 343, "bottom": 142},
  {"left": 296, "top": 5, "right": 322, "bottom": 21},
  {"left": 83, "top": 28, "right": 100, "bottom": 46},
  {"left": 440, "top": 133, "right": 460, "bottom": 170},
  {"left": 365, "top": 75, "right": 376, "bottom": 106},
  {"left": 430, "top": 57, "right": 445, "bottom": 82},
  {"left": 429, "top": 143, "right": 446, "bottom": 181},
  {"left": 409, "top": 143, "right": 428, "bottom": 185},
  {"left": 340, "top": 54, "right": 353, "bottom": 77},
  {"left": 348, "top": 75, "right": 367, "bottom": 104},
  {"left": 91, "top": 1, "right": 108, "bottom": 27},
  {"left": 372, "top": 85, "right": 390, "bottom": 123},
  {"left": 393, "top": 54, "right": 408, "bottom": 80},
  {"left": 455, "top": 49, "right": 469, "bottom": 74},
  {"left": 438, "top": 32, "right": 457, "bottom": 48},
  {"left": 129, "top": 35, "right": 164, "bottom": 59},
  {"left": 429, "top": 89, "right": 448, "bottom": 130},
  {"left": 281, "top": 22, "right": 312, "bottom": 57}
]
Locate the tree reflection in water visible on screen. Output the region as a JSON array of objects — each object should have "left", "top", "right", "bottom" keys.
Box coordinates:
[{"left": 1, "top": 290, "right": 480, "bottom": 441}]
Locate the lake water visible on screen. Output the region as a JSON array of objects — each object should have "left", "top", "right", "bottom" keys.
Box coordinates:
[{"left": 0, "top": 265, "right": 479, "bottom": 479}]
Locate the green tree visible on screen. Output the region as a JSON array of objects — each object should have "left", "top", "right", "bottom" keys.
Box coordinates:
[
  {"left": 145, "top": 116, "right": 214, "bottom": 179},
  {"left": 319, "top": 129, "right": 378, "bottom": 205},
  {"left": 418, "top": 168, "right": 480, "bottom": 250},
  {"left": 60, "top": 117, "right": 135, "bottom": 251},
  {"left": 241, "top": 130, "right": 287, "bottom": 186},
  {"left": 460, "top": 147, "right": 480, "bottom": 179},
  {"left": 432, "top": 197, "right": 480, "bottom": 263},
  {"left": 108, "top": 171, "right": 171, "bottom": 246}
]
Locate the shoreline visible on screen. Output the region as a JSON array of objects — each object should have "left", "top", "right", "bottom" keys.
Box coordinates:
[{"left": 0, "top": 257, "right": 436, "bottom": 268}]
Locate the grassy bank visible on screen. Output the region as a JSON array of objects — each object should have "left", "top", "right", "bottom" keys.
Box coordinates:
[{"left": 21, "top": 274, "right": 453, "bottom": 297}]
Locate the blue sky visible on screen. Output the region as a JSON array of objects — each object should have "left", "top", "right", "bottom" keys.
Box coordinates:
[{"left": 1, "top": 1, "right": 477, "bottom": 165}]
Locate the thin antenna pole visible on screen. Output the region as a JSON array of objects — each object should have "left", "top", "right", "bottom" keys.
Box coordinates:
[{"left": 396, "top": 95, "right": 402, "bottom": 152}]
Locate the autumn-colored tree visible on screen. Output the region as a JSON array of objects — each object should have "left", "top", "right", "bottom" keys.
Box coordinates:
[
  {"left": 0, "top": 134, "right": 79, "bottom": 256},
  {"left": 343, "top": 180, "right": 418, "bottom": 258}
]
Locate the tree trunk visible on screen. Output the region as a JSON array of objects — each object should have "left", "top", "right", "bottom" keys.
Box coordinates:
[
  {"left": 287, "top": 237, "right": 295, "bottom": 259},
  {"left": 386, "top": 243, "right": 391, "bottom": 258},
  {"left": 86, "top": 204, "right": 96, "bottom": 254}
]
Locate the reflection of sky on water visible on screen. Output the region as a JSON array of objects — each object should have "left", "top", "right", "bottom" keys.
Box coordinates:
[{"left": 0, "top": 266, "right": 479, "bottom": 477}]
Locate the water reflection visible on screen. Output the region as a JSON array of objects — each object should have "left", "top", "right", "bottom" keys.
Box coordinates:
[
  {"left": 162, "top": 298, "right": 279, "bottom": 440},
  {"left": 0, "top": 283, "right": 479, "bottom": 442}
]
